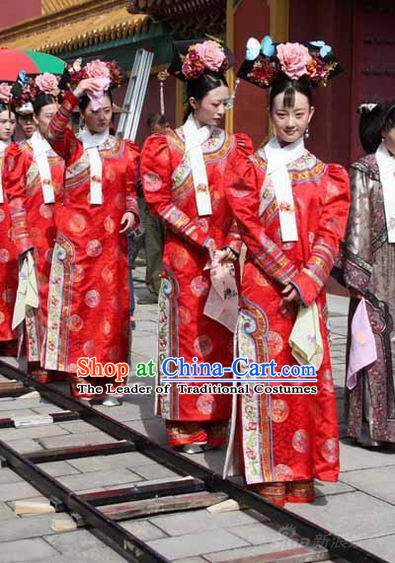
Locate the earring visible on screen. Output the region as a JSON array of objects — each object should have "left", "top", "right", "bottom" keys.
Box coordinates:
[{"left": 304, "top": 127, "right": 310, "bottom": 139}]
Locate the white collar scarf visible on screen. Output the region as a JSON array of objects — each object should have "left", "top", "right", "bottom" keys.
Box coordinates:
[
  {"left": 263, "top": 135, "right": 305, "bottom": 242},
  {"left": 182, "top": 114, "right": 213, "bottom": 216},
  {"left": 30, "top": 131, "right": 55, "bottom": 204},
  {"left": 375, "top": 142, "right": 395, "bottom": 243},
  {"left": 0, "top": 139, "right": 11, "bottom": 204},
  {"left": 79, "top": 127, "right": 110, "bottom": 205}
]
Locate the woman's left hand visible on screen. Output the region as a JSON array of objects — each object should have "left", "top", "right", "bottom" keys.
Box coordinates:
[
  {"left": 120, "top": 212, "right": 135, "bottom": 233},
  {"left": 213, "top": 247, "right": 237, "bottom": 265},
  {"left": 281, "top": 284, "right": 300, "bottom": 303}
]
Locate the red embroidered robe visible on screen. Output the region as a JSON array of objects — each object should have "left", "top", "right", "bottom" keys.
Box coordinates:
[
  {"left": 141, "top": 128, "right": 251, "bottom": 426},
  {"left": 4, "top": 140, "right": 64, "bottom": 361},
  {"left": 0, "top": 150, "right": 18, "bottom": 342},
  {"left": 44, "top": 92, "right": 139, "bottom": 392},
  {"left": 224, "top": 142, "right": 350, "bottom": 485}
]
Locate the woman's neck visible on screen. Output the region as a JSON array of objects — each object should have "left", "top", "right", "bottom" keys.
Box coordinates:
[
  {"left": 384, "top": 141, "right": 395, "bottom": 158},
  {"left": 276, "top": 135, "right": 303, "bottom": 148},
  {"left": 192, "top": 114, "right": 208, "bottom": 130}
]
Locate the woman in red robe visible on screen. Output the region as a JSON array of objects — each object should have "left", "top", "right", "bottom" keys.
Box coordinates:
[
  {"left": 224, "top": 38, "right": 350, "bottom": 506},
  {"left": 4, "top": 75, "right": 64, "bottom": 378},
  {"left": 44, "top": 60, "right": 139, "bottom": 402},
  {"left": 0, "top": 84, "right": 18, "bottom": 352},
  {"left": 141, "top": 40, "right": 251, "bottom": 452}
]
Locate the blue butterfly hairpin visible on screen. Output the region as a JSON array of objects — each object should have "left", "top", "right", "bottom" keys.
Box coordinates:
[
  {"left": 261, "top": 35, "right": 275, "bottom": 57},
  {"left": 245, "top": 38, "right": 261, "bottom": 61},
  {"left": 310, "top": 40, "right": 332, "bottom": 58},
  {"left": 17, "top": 70, "right": 28, "bottom": 87}
]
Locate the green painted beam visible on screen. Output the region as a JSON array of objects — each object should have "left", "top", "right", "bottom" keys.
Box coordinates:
[{"left": 60, "top": 22, "right": 175, "bottom": 70}]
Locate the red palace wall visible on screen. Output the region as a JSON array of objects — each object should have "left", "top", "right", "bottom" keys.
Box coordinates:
[
  {"left": 289, "top": 0, "right": 354, "bottom": 168},
  {"left": 233, "top": 0, "right": 270, "bottom": 148},
  {"left": 0, "top": 0, "right": 42, "bottom": 28}
]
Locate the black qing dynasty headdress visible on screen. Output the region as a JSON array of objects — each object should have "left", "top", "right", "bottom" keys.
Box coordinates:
[{"left": 237, "top": 35, "right": 342, "bottom": 89}]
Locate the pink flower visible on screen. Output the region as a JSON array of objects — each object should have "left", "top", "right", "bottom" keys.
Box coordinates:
[
  {"left": 182, "top": 51, "right": 205, "bottom": 79},
  {"left": 194, "top": 40, "right": 226, "bottom": 72},
  {"left": 0, "top": 83, "right": 12, "bottom": 103},
  {"left": 276, "top": 42, "right": 312, "bottom": 79},
  {"left": 85, "top": 60, "right": 110, "bottom": 79},
  {"left": 35, "top": 73, "right": 59, "bottom": 95}
]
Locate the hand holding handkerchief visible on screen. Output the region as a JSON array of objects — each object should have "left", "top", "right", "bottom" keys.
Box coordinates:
[
  {"left": 203, "top": 260, "right": 239, "bottom": 333},
  {"left": 12, "top": 251, "right": 39, "bottom": 330},
  {"left": 289, "top": 302, "right": 324, "bottom": 371},
  {"left": 87, "top": 76, "right": 111, "bottom": 111}
]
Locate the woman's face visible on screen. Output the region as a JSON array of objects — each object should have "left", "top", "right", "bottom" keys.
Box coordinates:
[
  {"left": 383, "top": 126, "right": 395, "bottom": 156},
  {"left": 18, "top": 114, "right": 36, "bottom": 139},
  {"left": 191, "top": 84, "right": 229, "bottom": 128},
  {"left": 271, "top": 90, "right": 314, "bottom": 145},
  {"left": 35, "top": 103, "right": 59, "bottom": 136},
  {"left": 0, "top": 109, "right": 16, "bottom": 142},
  {"left": 83, "top": 95, "right": 113, "bottom": 134}
]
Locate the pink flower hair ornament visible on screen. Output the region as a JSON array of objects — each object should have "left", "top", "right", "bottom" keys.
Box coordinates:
[
  {"left": 58, "top": 58, "right": 123, "bottom": 92},
  {"left": 167, "top": 38, "right": 235, "bottom": 82},
  {"left": 238, "top": 36, "right": 342, "bottom": 89},
  {"left": 0, "top": 82, "right": 12, "bottom": 104},
  {"left": 11, "top": 71, "right": 62, "bottom": 110}
]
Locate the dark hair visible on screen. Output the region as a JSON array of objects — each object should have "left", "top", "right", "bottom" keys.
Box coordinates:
[
  {"left": 269, "top": 75, "right": 313, "bottom": 111},
  {"left": 184, "top": 72, "right": 228, "bottom": 121},
  {"left": 358, "top": 104, "right": 383, "bottom": 154},
  {"left": 79, "top": 90, "right": 113, "bottom": 113},
  {"left": 381, "top": 99, "right": 395, "bottom": 138},
  {"left": 33, "top": 93, "right": 57, "bottom": 115},
  {"left": 147, "top": 113, "right": 168, "bottom": 130},
  {"left": 358, "top": 99, "right": 395, "bottom": 154},
  {"left": 0, "top": 103, "right": 15, "bottom": 119}
]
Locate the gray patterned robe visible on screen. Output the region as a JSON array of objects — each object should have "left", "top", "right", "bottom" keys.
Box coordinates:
[{"left": 340, "top": 153, "right": 395, "bottom": 445}]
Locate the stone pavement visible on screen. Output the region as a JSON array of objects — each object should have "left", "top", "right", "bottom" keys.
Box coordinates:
[{"left": 0, "top": 267, "right": 393, "bottom": 562}]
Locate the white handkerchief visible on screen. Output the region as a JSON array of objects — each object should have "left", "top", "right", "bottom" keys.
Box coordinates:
[{"left": 12, "top": 251, "right": 39, "bottom": 330}]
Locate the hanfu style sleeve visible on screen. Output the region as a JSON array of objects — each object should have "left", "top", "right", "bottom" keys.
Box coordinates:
[
  {"left": 225, "top": 142, "right": 299, "bottom": 286},
  {"left": 340, "top": 165, "right": 373, "bottom": 293},
  {"left": 46, "top": 91, "right": 83, "bottom": 167},
  {"left": 222, "top": 133, "right": 254, "bottom": 255},
  {"left": 141, "top": 134, "right": 213, "bottom": 251},
  {"left": 125, "top": 140, "right": 140, "bottom": 227},
  {"left": 2, "top": 144, "right": 34, "bottom": 255},
  {"left": 290, "top": 163, "right": 351, "bottom": 306}
]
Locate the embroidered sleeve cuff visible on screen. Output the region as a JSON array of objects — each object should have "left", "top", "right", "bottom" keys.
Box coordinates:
[
  {"left": 161, "top": 203, "right": 208, "bottom": 249},
  {"left": 251, "top": 247, "right": 298, "bottom": 286},
  {"left": 63, "top": 91, "right": 80, "bottom": 112},
  {"left": 14, "top": 233, "right": 34, "bottom": 256},
  {"left": 289, "top": 269, "right": 321, "bottom": 307},
  {"left": 9, "top": 209, "right": 34, "bottom": 255},
  {"left": 126, "top": 195, "right": 140, "bottom": 216},
  {"left": 47, "top": 91, "right": 79, "bottom": 143},
  {"left": 343, "top": 252, "right": 372, "bottom": 292}
]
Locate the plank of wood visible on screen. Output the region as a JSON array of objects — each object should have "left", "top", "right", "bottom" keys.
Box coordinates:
[
  {"left": 207, "top": 499, "right": 241, "bottom": 513},
  {"left": 81, "top": 476, "right": 205, "bottom": 506},
  {"left": 99, "top": 491, "right": 228, "bottom": 521},
  {"left": 50, "top": 514, "right": 78, "bottom": 532},
  {"left": 14, "top": 500, "right": 56, "bottom": 515},
  {"left": 21, "top": 441, "right": 136, "bottom": 464}
]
